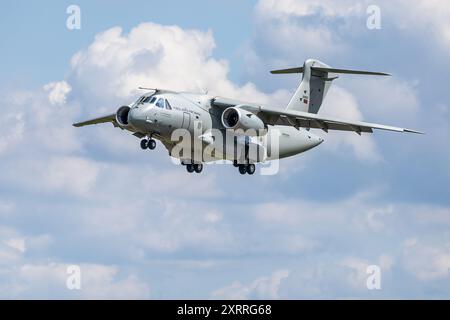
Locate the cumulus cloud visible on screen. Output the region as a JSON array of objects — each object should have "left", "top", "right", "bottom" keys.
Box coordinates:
[
  {"left": 43, "top": 81, "right": 72, "bottom": 105},
  {"left": 69, "top": 23, "right": 286, "bottom": 108},
  {"left": 256, "top": 0, "right": 450, "bottom": 53},
  {"left": 319, "top": 86, "right": 381, "bottom": 161}
]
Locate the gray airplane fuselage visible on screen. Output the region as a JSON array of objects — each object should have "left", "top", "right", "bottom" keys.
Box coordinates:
[{"left": 126, "top": 92, "right": 323, "bottom": 163}]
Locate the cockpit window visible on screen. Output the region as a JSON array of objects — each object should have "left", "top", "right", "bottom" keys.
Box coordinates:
[
  {"left": 165, "top": 100, "right": 172, "bottom": 110},
  {"left": 137, "top": 96, "right": 146, "bottom": 104},
  {"left": 150, "top": 97, "right": 157, "bottom": 104},
  {"left": 156, "top": 98, "right": 165, "bottom": 108},
  {"left": 142, "top": 96, "right": 152, "bottom": 103}
]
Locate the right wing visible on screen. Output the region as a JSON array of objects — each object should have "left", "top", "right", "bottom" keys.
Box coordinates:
[
  {"left": 212, "top": 97, "right": 423, "bottom": 135},
  {"left": 73, "top": 114, "right": 117, "bottom": 128}
]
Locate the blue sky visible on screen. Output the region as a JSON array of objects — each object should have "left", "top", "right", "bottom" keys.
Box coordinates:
[{"left": 1, "top": 0, "right": 450, "bottom": 299}]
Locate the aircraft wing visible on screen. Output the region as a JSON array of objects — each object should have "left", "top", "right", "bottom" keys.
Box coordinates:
[
  {"left": 73, "top": 113, "right": 117, "bottom": 128},
  {"left": 73, "top": 113, "right": 148, "bottom": 139},
  {"left": 212, "top": 97, "right": 423, "bottom": 135}
]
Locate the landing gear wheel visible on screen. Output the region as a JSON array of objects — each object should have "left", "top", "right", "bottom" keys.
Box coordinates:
[
  {"left": 239, "top": 165, "right": 247, "bottom": 175},
  {"left": 148, "top": 139, "right": 156, "bottom": 150},
  {"left": 246, "top": 164, "right": 256, "bottom": 175},
  {"left": 186, "top": 164, "right": 195, "bottom": 173},
  {"left": 140, "top": 139, "right": 148, "bottom": 150},
  {"left": 233, "top": 160, "right": 239, "bottom": 167},
  {"left": 194, "top": 164, "right": 203, "bottom": 173}
]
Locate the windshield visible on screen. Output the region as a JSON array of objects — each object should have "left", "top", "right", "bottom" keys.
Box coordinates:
[{"left": 133, "top": 95, "right": 156, "bottom": 108}]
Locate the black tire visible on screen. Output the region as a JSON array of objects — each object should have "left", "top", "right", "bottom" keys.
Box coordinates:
[
  {"left": 194, "top": 164, "right": 203, "bottom": 173},
  {"left": 140, "top": 139, "right": 148, "bottom": 150},
  {"left": 233, "top": 160, "right": 239, "bottom": 167},
  {"left": 239, "top": 165, "right": 247, "bottom": 175},
  {"left": 148, "top": 139, "right": 156, "bottom": 150},
  {"left": 247, "top": 164, "right": 256, "bottom": 175},
  {"left": 186, "top": 164, "right": 195, "bottom": 173}
]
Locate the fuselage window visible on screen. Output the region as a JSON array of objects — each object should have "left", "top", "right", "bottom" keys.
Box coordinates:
[
  {"left": 156, "top": 98, "right": 165, "bottom": 109},
  {"left": 165, "top": 100, "right": 172, "bottom": 110}
]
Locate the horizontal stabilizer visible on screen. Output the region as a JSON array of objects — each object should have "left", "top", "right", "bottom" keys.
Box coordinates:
[
  {"left": 312, "top": 67, "right": 390, "bottom": 76},
  {"left": 271, "top": 66, "right": 390, "bottom": 76},
  {"left": 270, "top": 67, "right": 304, "bottom": 74}
]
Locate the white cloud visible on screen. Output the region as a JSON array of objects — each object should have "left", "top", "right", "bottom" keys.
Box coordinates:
[
  {"left": 43, "top": 81, "right": 72, "bottom": 105},
  {"left": 256, "top": 0, "right": 364, "bottom": 19},
  {"left": 4, "top": 156, "right": 100, "bottom": 197},
  {"left": 0, "top": 111, "right": 24, "bottom": 155},
  {"left": 211, "top": 269, "right": 289, "bottom": 299},
  {"left": 4, "top": 238, "right": 26, "bottom": 253},
  {"left": 256, "top": 0, "right": 450, "bottom": 54},
  {"left": 7, "top": 263, "right": 150, "bottom": 299},
  {"left": 69, "top": 23, "right": 285, "bottom": 107},
  {"left": 319, "top": 86, "right": 381, "bottom": 161},
  {"left": 384, "top": 0, "right": 450, "bottom": 51},
  {"left": 402, "top": 239, "right": 450, "bottom": 281}
]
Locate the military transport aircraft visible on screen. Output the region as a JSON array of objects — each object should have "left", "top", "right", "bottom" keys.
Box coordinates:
[{"left": 73, "top": 59, "right": 422, "bottom": 175}]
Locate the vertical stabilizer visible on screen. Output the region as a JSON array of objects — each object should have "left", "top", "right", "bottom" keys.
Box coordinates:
[{"left": 271, "top": 59, "right": 389, "bottom": 114}]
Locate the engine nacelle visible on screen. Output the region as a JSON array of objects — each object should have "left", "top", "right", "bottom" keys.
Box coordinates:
[
  {"left": 221, "top": 106, "right": 266, "bottom": 136},
  {"left": 116, "top": 106, "right": 132, "bottom": 128}
]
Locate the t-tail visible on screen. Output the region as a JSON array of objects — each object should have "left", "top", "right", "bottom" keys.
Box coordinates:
[{"left": 271, "top": 59, "right": 390, "bottom": 114}]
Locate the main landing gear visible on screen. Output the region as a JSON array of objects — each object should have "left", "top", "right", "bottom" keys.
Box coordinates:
[
  {"left": 140, "top": 138, "right": 156, "bottom": 150},
  {"left": 236, "top": 162, "right": 256, "bottom": 175},
  {"left": 182, "top": 161, "right": 203, "bottom": 174}
]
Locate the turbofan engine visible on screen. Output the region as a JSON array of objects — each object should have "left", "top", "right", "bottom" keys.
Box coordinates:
[
  {"left": 221, "top": 106, "right": 266, "bottom": 136},
  {"left": 115, "top": 106, "right": 132, "bottom": 128}
]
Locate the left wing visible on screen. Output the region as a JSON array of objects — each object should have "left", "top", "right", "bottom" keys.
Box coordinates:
[
  {"left": 212, "top": 97, "right": 423, "bottom": 135},
  {"left": 73, "top": 113, "right": 147, "bottom": 139},
  {"left": 73, "top": 114, "right": 117, "bottom": 128}
]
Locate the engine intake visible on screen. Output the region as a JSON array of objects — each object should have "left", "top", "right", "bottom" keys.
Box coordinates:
[
  {"left": 221, "top": 106, "right": 266, "bottom": 135},
  {"left": 116, "top": 106, "right": 131, "bottom": 127}
]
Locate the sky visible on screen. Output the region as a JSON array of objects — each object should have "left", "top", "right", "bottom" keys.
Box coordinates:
[{"left": 0, "top": 0, "right": 450, "bottom": 299}]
